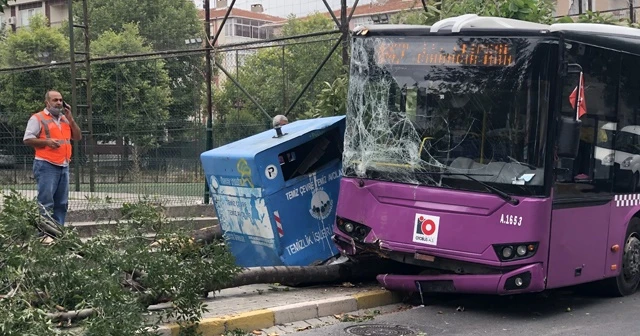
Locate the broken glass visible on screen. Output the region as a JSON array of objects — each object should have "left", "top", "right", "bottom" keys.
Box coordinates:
[{"left": 343, "top": 35, "right": 557, "bottom": 196}]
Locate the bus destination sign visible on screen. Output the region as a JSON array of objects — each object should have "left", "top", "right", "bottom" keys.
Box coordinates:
[{"left": 374, "top": 38, "right": 517, "bottom": 67}]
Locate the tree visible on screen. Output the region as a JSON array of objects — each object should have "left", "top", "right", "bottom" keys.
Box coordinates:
[
  {"left": 280, "top": 13, "right": 346, "bottom": 117},
  {"left": 213, "top": 12, "right": 345, "bottom": 142},
  {"left": 0, "top": 191, "right": 241, "bottom": 335},
  {"left": 0, "top": 0, "right": 6, "bottom": 13},
  {"left": 302, "top": 74, "right": 348, "bottom": 119},
  {"left": 392, "top": 0, "right": 555, "bottom": 25},
  {"left": 90, "top": 24, "right": 172, "bottom": 175},
  {"left": 0, "top": 15, "right": 70, "bottom": 129},
  {"left": 81, "top": 0, "right": 206, "bottom": 140},
  {"left": 83, "top": 0, "right": 201, "bottom": 50}
]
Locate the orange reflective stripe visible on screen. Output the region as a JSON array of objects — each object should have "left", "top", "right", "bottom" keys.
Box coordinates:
[{"left": 33, "top": 113, "right": 51, "bottom": 139}]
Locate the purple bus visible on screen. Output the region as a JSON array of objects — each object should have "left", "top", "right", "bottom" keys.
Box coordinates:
[{"left": 332, "top": 15, "right": 640, "bottom": 297}]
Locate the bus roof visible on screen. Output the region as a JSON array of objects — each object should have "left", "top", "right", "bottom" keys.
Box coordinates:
[{"left": 354, "top": 14, "right": 640, "bottom": 55}]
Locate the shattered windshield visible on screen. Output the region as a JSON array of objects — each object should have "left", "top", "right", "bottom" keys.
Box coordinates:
[{"left": 343, "top": 35, "right": 556, "bottom": 196}]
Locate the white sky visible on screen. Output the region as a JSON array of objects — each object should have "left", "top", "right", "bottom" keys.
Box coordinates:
[{"left": 194, "top": 0, "right": 375, "bottom": 18}]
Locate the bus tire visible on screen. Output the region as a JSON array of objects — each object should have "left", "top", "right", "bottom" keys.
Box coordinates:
[{"left": 602, "top": 217, "right": 640, "bottom": 297}]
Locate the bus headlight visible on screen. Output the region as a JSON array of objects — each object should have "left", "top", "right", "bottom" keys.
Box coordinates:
[
  {"left": 514, "top": 277, "right": 524, "bottom": 287},
  {"left": 623, "top": 157, "right": 632, "bottom": 168},
  {"left": 344, "top": 223, "right": 354, "bottom": 232},
  {"left": 502, "top": 246, "right": 514, "bottom": 259},
  {"left": 493, "top": 242, "right": 538, "bottom": 262},
  {"left": 336, "top": 217, "right": 371, "bottom": 241}
]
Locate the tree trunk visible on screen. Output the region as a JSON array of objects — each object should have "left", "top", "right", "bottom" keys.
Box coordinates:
[
  {"left": 190, "top": 225, "right": 221, "bottom": 244},
  {"left": 47, "top": 308, "right": 96, "bottom": 322},
  {"left": 216, "top": 260, "right": 398, "bottom": 289}
]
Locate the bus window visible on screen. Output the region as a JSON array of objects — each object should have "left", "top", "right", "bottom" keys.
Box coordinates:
[
  {"left": 614, "top": 54, "right": 640, "bottom": 193},
  {"left": 555, "top": 43, "right": 620, "bottom": 197}
]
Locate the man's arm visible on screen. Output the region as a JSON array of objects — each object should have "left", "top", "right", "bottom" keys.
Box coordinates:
[
  {"left": 23, "top": 116, "right": 42, "bottom": 148},
  {"left": 64, "top": 108, "right": 82, "bottom": 141},
  {"left": 24, "top": 138, "right": 59, "bottom": 148}
]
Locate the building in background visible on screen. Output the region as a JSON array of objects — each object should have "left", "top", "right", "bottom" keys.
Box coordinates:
[
  {"left": 332, "top": 0, "right": 422, "bottom": 29},
  {"left": 200, "top": 0, "right": 284, "bottom": 46},
  {"left": 1, "top": 0, "right": 68, "bottom": 31},
  {"left": 262, "top": 0, "right": 423, "bottom": 35},
  {"left": 200, "top": 0, "right": 285, "bottom": 87},
  {"left": 554, "top": 0, "right": 638, "bottom": 20}
]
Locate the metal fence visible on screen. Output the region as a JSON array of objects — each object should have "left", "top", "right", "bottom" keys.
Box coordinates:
[
  {"left": 214, "top": 32, "right": 344, "bottom": 124},
  {"left": 0, "top": 28, "right": 344, "bottom": 210}
]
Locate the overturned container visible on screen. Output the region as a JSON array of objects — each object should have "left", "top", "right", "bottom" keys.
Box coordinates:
[{"left": 200, "top": 116, "right": 345, "bottom": 267}]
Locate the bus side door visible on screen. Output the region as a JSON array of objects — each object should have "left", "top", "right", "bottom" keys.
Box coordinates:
[{"left": 548, "top": 116, "right": 614, "bottom": 289}]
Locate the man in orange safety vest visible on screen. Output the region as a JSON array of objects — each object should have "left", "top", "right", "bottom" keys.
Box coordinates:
[{"left": 23, "top": 90, "right": 82, "bottom": 226}]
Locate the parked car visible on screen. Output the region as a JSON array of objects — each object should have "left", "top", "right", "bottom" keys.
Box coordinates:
[{"left": 0, "top": 149, "right": 16, "bottom": 169}]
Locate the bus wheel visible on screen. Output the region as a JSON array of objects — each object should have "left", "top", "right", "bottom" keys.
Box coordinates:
[{"left": 603, "top": 218, "right": 640, "bottom": 296}]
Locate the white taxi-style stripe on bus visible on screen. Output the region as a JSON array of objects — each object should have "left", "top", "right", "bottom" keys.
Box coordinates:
[{"left": 614, "top": 194, "right": 640, "bottom": 207}]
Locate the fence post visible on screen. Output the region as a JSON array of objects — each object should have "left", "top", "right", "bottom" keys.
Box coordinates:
[
  {"left": 68, "top": 0, "right": 80, "bottom": 192},
  {"left": 204, "top": 0, "right": 213, "bottom": 204},
  {"left": 282, "top": 45, "right": 286, "bottom": 113},
  {"left": 340, "top": 0, "right": 349, "bottom": 67}
]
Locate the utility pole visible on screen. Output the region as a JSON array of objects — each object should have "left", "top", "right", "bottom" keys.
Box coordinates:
[
  {"left": 204, "top": 0, "right": 213, "bottom": 204},
  {"left": 68, "top": 0, "right": 95, "bottom": 192},
  {"left": 67, "top": 0, "right": 79, "bottom": 191},
  {"left": 340, "top": 0, "right": 349, "bottom": 67}
]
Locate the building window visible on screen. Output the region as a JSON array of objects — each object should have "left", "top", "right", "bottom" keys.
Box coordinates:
[
  {"left": 19, "top": 2, "right": 43, "bottom": 27},
  {"left": 233, "top": 18, "right": 270, "bottom": 39},
  {"left": 353, "top": 17, "right": 372, "bottom": 25},
  {"left": 0, "top": 13, "right": 5, "bottom": 30},
  {"left": 568, "top": 0, "right": 594, "bottom": 15},
  {"left": 225, "top": 19, "right": 235, "bottom": 36},
  {"left": 371, "top": 13, "right": 389, "bottom": 24}
]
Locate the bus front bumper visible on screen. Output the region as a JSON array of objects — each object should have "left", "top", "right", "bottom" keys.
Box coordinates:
[{"left": 377, "top": 263, "right": 546, "bottom": 295}]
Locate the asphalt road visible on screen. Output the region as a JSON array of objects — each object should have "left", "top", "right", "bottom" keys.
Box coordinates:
[{"left": 293, "top": 287, "right": 640, "bottom": 336}]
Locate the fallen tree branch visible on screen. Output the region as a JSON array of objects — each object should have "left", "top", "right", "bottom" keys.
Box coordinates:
[
  {"left": 190, "top": 226, "right": 221, "bottom": 244},
  {"left": 46, "top": 308, "right": 96, "bottom": 322}
]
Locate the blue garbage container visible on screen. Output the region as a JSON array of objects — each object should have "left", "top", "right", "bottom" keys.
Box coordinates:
[{"left": 200, "top": 116, "right": 345, "bottom": 267}]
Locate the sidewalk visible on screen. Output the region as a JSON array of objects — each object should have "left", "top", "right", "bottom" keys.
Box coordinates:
[{"left": 155, "top": 281, "right": 410, "bottom": 336}]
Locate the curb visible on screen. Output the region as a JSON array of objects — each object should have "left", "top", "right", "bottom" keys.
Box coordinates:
[{"left": 157, "top": 289, "right": 402, "bottom": 336}]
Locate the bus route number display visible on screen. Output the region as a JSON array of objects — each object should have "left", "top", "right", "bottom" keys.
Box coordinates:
[{"left": 374, "top": 39, "right": 516, "bottom": 67}]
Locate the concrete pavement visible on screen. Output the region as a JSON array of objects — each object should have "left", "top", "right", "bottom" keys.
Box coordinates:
[
  {"left": 290, "top": 289, "right": 640, "bottom": 336},
  {"left": 155, "top": 282, "right": 407, "bottom": 336}
]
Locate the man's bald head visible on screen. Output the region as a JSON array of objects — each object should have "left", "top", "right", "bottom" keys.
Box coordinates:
[{"left": 272, "top": 115, "right": 288, "bottom": 128}]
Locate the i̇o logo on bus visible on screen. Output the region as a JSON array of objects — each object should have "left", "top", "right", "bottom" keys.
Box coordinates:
[{"left": 413, "top": 214, "right": 440, "bottom": 246}]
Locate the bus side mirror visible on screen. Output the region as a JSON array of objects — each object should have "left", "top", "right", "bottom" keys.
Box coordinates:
[{"left": 557, "top": 116, "right": 582, "bottom": 159}]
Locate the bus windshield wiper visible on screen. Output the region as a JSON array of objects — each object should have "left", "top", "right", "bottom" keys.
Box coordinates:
[{"left": 423, "top": 171, "right": 519, "bottom": 205}]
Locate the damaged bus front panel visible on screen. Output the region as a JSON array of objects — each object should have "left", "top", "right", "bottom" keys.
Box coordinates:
[{"left": 333, "top": 27, "right": 559, "bottom": 295}]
